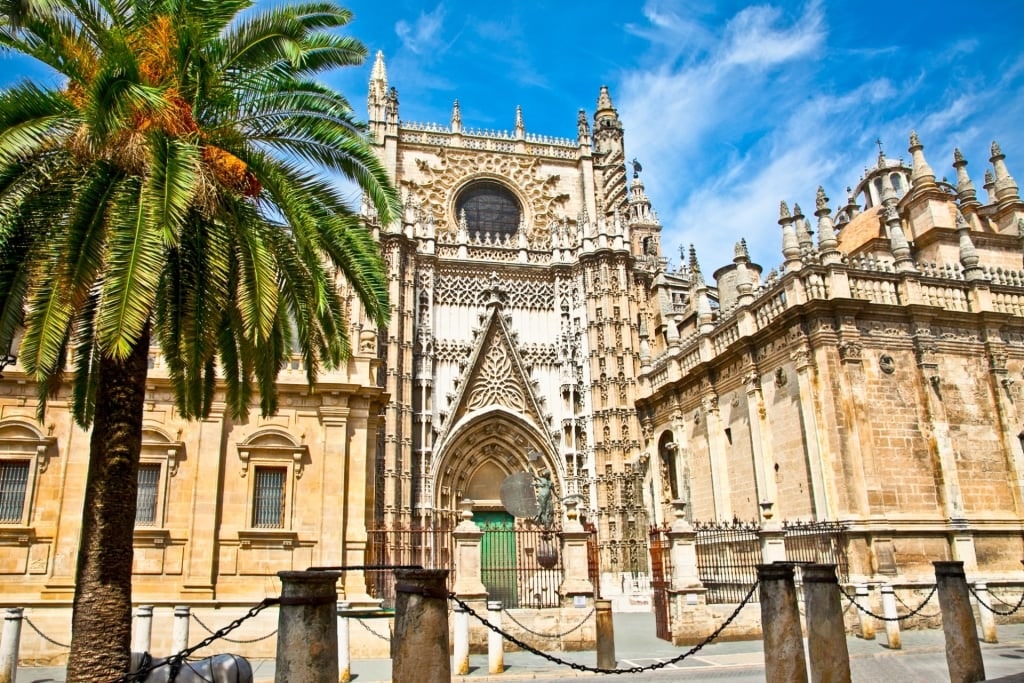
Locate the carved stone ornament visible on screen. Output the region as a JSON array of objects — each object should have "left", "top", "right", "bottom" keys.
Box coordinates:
[
  {"left": 915, "top": 341, "right": 938, "bottom": 369},
  {"left": 774, "top": 367, "right": 788, "bottom": 387},
  {"left": 879, "top": 354, "right": 896, "bottom": 375},
  {"left": 839, "top": 341, "right": 863, "bottom": 363}
]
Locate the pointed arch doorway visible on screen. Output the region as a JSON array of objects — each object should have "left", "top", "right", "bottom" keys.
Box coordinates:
[{"left": 432, "top": 409, "right": 561, "bottom": 608}]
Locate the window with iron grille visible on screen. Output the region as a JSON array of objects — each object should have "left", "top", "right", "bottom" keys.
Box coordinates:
[
  {"left": 454, "top": 181, "right": 521, "bottom": 239},
  {"left": 252, "top": 467, "right": 286, "bottom": 528},
  {"left": 135, "top": 463, "right": 160, "bottom": 526},
  {"left": 0, "top": 460, "right": 29, "bottom": 523}
]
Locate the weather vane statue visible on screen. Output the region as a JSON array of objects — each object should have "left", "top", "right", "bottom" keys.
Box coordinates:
[{"left": 631, "top": 158, "right": 643, "bottom": 178}]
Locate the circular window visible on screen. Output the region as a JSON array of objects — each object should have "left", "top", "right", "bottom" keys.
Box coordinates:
[{"left": 455, "top": 181, "right": 522, "bottom": 239}]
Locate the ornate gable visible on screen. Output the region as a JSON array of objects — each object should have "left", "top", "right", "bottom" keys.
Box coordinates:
[{"left": 435, "top": 276, "right": 553, "bottom": 450}]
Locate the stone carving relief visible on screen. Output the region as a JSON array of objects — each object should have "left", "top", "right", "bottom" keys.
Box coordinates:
[
  {"left": 879, "top": 354, "right": 896, "bottom": 374},
  {"left": 839, "top": 341, "right": 863, "bottom": 363},
  {"left": 406, "top": 149, "right": 569, "bottom": 242},
  {"left": 466, "top": 344, "right": 526, "bottom": 412},
  {"left": 434, "top": 273, "right": 553, "bottom": 310}
]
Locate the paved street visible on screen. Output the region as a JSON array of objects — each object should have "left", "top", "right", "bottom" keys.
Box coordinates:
[{"left": 16, "top": 612, "right": 1024, "bottom": 681}]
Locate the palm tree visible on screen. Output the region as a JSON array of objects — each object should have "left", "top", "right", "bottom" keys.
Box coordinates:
[{"left": 0, "top": 0, "right": 399, "bottom": 678}]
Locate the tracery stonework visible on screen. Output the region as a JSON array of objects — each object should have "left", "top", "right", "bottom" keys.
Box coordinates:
[{"left": 467, "top": 344, "right": 526, "bottom": 412}]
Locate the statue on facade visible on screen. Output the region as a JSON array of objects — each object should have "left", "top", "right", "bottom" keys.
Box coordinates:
[
  {"left": 532, "top": 468, "right": 554, "bottom": 529},
  {"left": 631, "top": 158, "right": 643, "bottom": 178}
]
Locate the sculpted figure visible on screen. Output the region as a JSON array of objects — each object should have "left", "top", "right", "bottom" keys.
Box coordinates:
[{"left": 533, "top": 469, "right": 554, "bottom": 529}]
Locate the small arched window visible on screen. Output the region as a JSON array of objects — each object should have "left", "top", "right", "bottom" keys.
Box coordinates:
[{"left": 455, "top": 181, "right": 521, "bottom": 239}]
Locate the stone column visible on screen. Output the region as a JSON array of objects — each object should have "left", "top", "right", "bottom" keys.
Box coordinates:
[
  {"left": 133, "top": 605, "right": 153, "bottom": 654},
  {"left": 183, "top": 403, "right": 225, "bottom": 597},
  {"left": 0, "top": 608, "right": 23, "bottom": 683},
  {"left": 792, "top": 345, "right": 832, "bottom": 517},
  {"left": 452, "top": 499, "right": 487, "bottom": 598},
  {"left": 974, "top": 582, "right": 998, "bottom": 644},
  {"left": 318, "top": 406, "right": 349, "bottom": 572},
  {"left": 934, "top": 561, "right": 985, "bottom": 683},
  {"left": 595, "top": 599, "right": 615, "bottom": 669},
  {"left": 703, "top": 395, "right": 732, "bottom": 519},
  {"left": 759, "top": 505, "right": 787, "bottom": 564},
  {"left": 487, "top": 601, "right": 504, "bottom": 675},
  {"left": 172, "top": 606, "right": 190, "bottom": 653},
  {"left": 392, "top": 569, "right": 451, "bottom": 683},
  {"left": 559, "top": 498, "right": 595, "bottom": 599},
  {"left": 276, "top": 570, "right": 341, "bottom": 683},
  {"left": 803, "top": 564, "right": 851, "bottom": 683},
  {"left": 341, "top": 399, "right": 374, "bottom": 604},
  {"left": 667, "top": 500, "right": 712, "bottom": 645},
  {"left": 337, "top": 602, "right": 351, "bottom": 683},
  {"left": 757, "top": 563, "right": 808, "bottom": 683},
  {"left": 880, "top": 584, "right": 901, "bottom": 649},
  {"left": 744, "top": 369, "right": 779, "bottom": 507},
  {"left": 453, "top": 606, "right": 470, "bottom": 676},
  {"left": 854, "top": 585, "right": 875, "bottom": 640}
]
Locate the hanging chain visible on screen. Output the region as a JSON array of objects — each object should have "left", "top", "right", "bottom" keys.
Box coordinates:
[
  {"left": 22, "top": 615, "right": 71, "bottom": 649},
  {"left": 969, "top": 584, "right": 1024, "bottom": 617},
  {"left": 449, "top": 582, "right": 758, "bottom": 675},
  {"left": 501, "top": 607, "right": 596, "bottom": 639},
  {"left": 838, "top": 585, "right": 938, "bottom": 622},
  {"left": 352, "top": 616, "right": 392, "bottom": 642},
  {"left": 191, "top": 613, "right": 277, "bottom": 643}
]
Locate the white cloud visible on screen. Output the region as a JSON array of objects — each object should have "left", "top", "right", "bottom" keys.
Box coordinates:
[{"left": 395, "top": 5, "right": 447, "bottom": 55}]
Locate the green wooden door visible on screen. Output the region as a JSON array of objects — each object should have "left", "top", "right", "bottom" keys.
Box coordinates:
[{"left": 475, "top": 511, "right": 518, "bottom": 608}]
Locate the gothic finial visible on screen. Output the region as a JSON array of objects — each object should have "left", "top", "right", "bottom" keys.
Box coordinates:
[
  {"left": 734, "top": 238, "right": 749, "bottom": 260},
  {"left": 688, "top": 243, "right": 700, "bottom": 272},
  {"left": 909, "top": 130, "right": 921, "bottom": 148},
  {"left": 596, "top": 85, "right": 615, "bottom": 112},
  {"left": 908, "top": 130, "right": 936, "bottom": 189},
  {"left": 577, "top": 109, "right": 590, "bottom": 142},
  {"left": 450, "top": 99, "right": 462, "bottom": 132},
  {"left": 370, "top": 50, "right": 387, "bottom": 83},
  {"left": 992, "top": 141, "right": 1004, "bottom": 158},
  {"left": 985, "top": 169, "right": 995, "bottom": 185},
  {"left": 956, "top": 208, "right": 982, "bottom": 278},
  {"left": 953, "top": 147, "right": 965, "bottom": 163},
  {"left": 884, "top": 205, "right": 914, "bottom": 270},
  {"left": 779, "top": 200, "right": 791, "bottom": 220},
  {"left": 514, "top": 105, "right": 524, "bottom": 137},
  {"left": 952, "top": 147, "right": 978, "bottom": 207},
  {"left": 815, "top": 186, "right": 828, "bottom": 212}
]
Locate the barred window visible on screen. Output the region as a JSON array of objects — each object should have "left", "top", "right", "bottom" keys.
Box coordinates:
[
  {"left": 455, "top": 181, "right": 521, "bottom": 239},
  {"left": 252, "top": 467, "right": 286, "bottom": 528},
  {"left": 0, "top": 460, "right": 29, "bottom": 523},
  {"left": 135, "top": 463, "right": 160, "bottom": 526}
]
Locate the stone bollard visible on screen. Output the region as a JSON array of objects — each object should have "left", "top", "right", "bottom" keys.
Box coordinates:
[
  {"left": 337, "top": 602, "right": 351, "bottom": 683},
  {"left": 453, "top": 605, "right": 470, "bottom": 676},
  {"left": 276, "top": 570, "right": 341, "bottom": 683},
  {"left": 934, "top": 561, "right": 985, "bottom": 683},
  {"left": 803, "top": 564, "right": 851, "bottom": 683},
  {"left": 855, "top": 585, "right": 875, "bottom": 640},
  {"left": 973, "top": 582, "right": 998, "bottom": 644},
  {"left": 133, "top": 605, "right": 154, "bottom": 654},
  {"left": 393, "top": 568, "right": 451, "bottom": 683},
  {"left": 0, "top": 608, "right": 23, "bottom": 683},
  {"left": 172, "top": 606, "right": 190, "bottom": 654},
  {"left": 757, "top": 563, "right": 808, "bottom": 683},
  {"left": 879, "top": 585, "right": 901, "bottom": 649},
  {"left": 487, "top": 601, "right": 504, "bottom": 675},
  {"left": 595, "top": 599, "right": 615, "bottom": 669}
]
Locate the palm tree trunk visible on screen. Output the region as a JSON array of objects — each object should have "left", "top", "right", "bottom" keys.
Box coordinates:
[{"left": 66, "top": 326, "right": 151, "bottom": 681}]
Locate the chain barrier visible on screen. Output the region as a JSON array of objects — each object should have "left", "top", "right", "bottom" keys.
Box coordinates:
[
  {"left": 114, "top": 597, "right": 279, "bottom": 683},
  {"left": 892, "top": 588, "right": 941, "bottom": 618},
  {"left": 501, "top": 607, "right": 596, "bottom": 639},
  {"left": 449, "top": 582, "right": 759, "bottom": 675},
  {"left": 22, "top": 615, "right": 71, "bottom": 649},
  {"left": 838, "top": 585, "right": 938, "bottom": 622},
  {"left": 351, "top": 616, "right": 392, "bottom": 642},
  {"left": 987, "top": 590, "right": 1024, "bottom": 609},
  {"left": 969, "top": 585, "right": 1024, "bottom": 617},
  {"left": 191, "top": 612, "right": 277, "bottom": 644}
]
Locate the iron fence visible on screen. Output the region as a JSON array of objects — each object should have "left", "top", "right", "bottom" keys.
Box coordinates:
[
  {"left": 365, "top": 521, "right": 455, "bottom": 608},
  {"left": 693, "top": 519, "right": 850, "bottom": 604},
  {"left": 783, "top": 519, "right": 850, "bottom": 582},
  {"left": 695, "top": 519, "right": 763, "bottom": 604},
  {"left": 480, "top": 520, "right": 563, "bottom": 609}
]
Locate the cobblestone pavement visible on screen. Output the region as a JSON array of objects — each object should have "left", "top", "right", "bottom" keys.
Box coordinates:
[{"left": 16, "top": 612, "right": 1024, "bottom": 681}]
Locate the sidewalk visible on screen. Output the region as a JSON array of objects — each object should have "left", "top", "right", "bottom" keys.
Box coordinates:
[{"left": 15, "top": 613, "right": 1024, "bottom": 681}]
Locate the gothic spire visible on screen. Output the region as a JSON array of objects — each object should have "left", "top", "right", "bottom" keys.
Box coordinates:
[
  {"left": 779, "top": 201, "right": 801, "bottom": 272},
  {"left": 956, "top": 209, "right": 983, "bottom": 280},
  {"left": 793, "top": 203, "right": 814, "bottom": 253},
  {"left": 990, "top": 140, "right": 1020, "bottom": 207},
  {"left": 884, "top": 206, "right": 915, "bottom": 272},
  {"left": 815, "top": 186, "right": 840, "bottom": 262},
  {"left": 952, "top": 148, "right": 979, "bottom": 209},
  {"left": 450, "top": 99, "right": 462, "bottom": 133},
  {"left": 514, "top": 105, "right": 525, "bottom": 139}
]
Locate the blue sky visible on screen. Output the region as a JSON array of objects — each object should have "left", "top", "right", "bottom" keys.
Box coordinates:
[{"left": 3, "top": 0, "right": 1023, "bottom": 272}]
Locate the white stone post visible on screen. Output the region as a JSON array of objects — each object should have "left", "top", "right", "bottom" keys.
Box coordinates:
[
  {"left": 759, "top": 503, "right": 787, "bottom": 564},
  {"left": 667, "top": 501, "right": 700, "bottom": 587},
  {"left": 133, "top": 605, "right": 154, "bottom": 654},
  {"left": 880, "top": 585, "right": 901, "bottom": 649},
  {"left": 337, "top": 602, "right": 351, "bottom": 683},
  {"left": 452, "top": 499, "right": 487, "bottom": 598},
  {"left": 172, "top": 606, "right": 190, "bottom": 653},
  {"left": 453, "top": 606, "right": 470, "bottom": 676},
  {"left": 559, "top": 497, "right": 595, "bottom": 599},
  {"left": 0, "top": 608, "right": 23, "bottom": 683},
  {"left": 974, "top": 582, "right": 998, "bottom": 644},
  {"left": 487, "top": 601, "right": 504, "bottom": 674},
  {"left": 855, "top": 585, "right": 875, "bottom": 640}
]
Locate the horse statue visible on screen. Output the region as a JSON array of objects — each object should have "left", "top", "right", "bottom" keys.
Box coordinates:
[{"left": 128, "top": 652, "right": 253, "bottom": 683}]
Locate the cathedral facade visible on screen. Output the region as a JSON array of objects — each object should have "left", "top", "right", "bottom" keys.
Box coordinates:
[{"left": 2, "top": 51, "right": 1024, "bottom": 644}]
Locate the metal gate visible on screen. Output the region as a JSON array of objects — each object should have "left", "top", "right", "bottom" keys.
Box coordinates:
[{"left": 649, "top": 525, "right": 673, "bottom": 641}]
